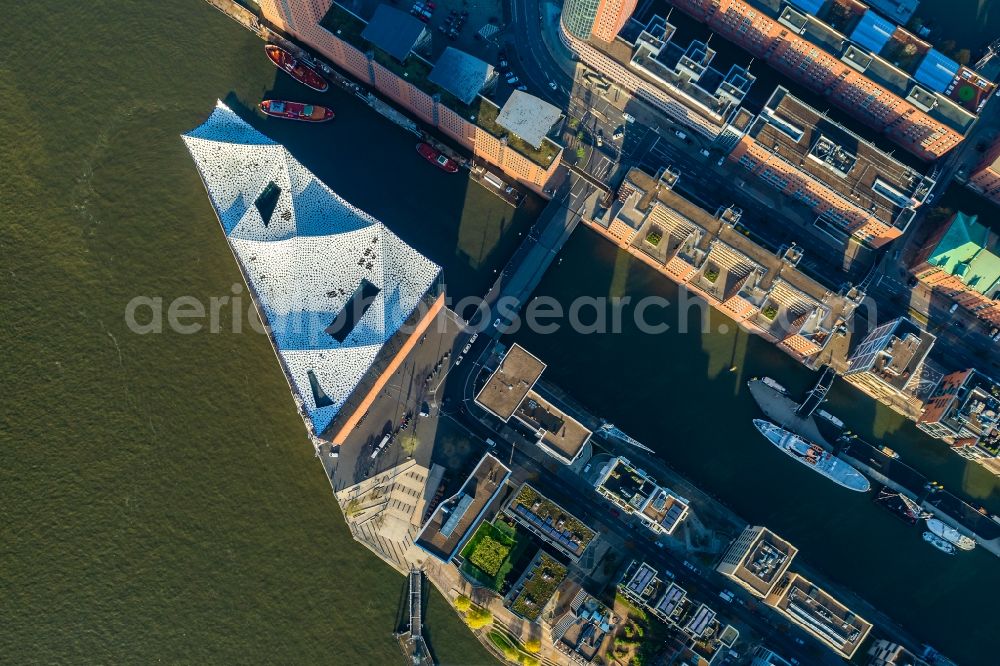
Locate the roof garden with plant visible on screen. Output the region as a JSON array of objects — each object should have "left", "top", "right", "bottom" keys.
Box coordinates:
[
  {"left": 458, "top": 520, "right": 531, "bottom": 592},
  {"left": 509, "top": 484, "right": 595, "bottom": 550},
  {"left": 509, "top": 552, "right": 566, "bottom": 622}
]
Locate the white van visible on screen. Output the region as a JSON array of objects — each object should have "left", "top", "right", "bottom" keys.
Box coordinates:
[{"left": 622, "top": 112, "right": 636, "bottom": 123}]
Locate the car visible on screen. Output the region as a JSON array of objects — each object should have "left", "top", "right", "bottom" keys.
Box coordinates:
[
  {"left": 583, "top": 463, "right": 592, "bottom": 473},
  {"left": 717, "top": 156, "right": 726, "bottom": 166},
  {"left": 516, "top": 84, "right": 528, "bottom": 91},
  {"left": 674, "top": 129, "right": 687, "bottom": 140},
  {"left": 499, "top": 59, "right": 508, "bottom": 68},
  {"left": 485, "top": 438, "right": 496, "bottom": 448},
  {"left": 493, "top": 318, "right": 502, "bottom": 328},
  {"left": 622, "top": 112, "right": 636, "bottom": 123},
  {"left": 682, "top": 560, "right": 698, "bottom": 573},
  {"left": 507, "top": 76, "right": 519, "bottom": 84},
  {"left": 718, "top": 590, "right": 734, "bottom": 603},
  {"left": 793, "top": 638, "right": 805, "bottom": 646},
  {"left": 949, "top": 302, "right": 959, "bottom": 314},
  {"left": 595, "top": 129, "right": 603, "bottom": 147},
  {"left": 462, "top": 343, "right": 472, "bottom": 354},
  {"left": 548, "top": 80, "right": 558, "bottom": 90},
  {"left": 699, "top": 148, "right": 710, "bottom": 157},
  {"left": 454, "top": 355, "right": 463, "bottom": 366}
]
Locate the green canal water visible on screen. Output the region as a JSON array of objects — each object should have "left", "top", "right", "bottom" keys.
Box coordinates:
[
  {"left": 512, "top": 230, "right": 999, "bottom": 666},
  {"left": 1, "top": 0, "right": 539, "bottom": 662}
]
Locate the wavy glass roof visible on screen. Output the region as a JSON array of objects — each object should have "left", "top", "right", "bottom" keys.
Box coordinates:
[{"left": 182, "top": 101, "right": 440, "bottom": 436}]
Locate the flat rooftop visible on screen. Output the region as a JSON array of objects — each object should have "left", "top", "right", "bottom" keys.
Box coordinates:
[
  {"left": 749, "top": 87, "right": 932, "bottom": 227},
  {"left": 768, "top": 573, "right": 872, "bottom": 659},
  {"left": 415, "top": 453, "right": 510, "bottom": 561},
  {"left": 514, "top": 390, "right": 591, "bottom": 462},
  {"left": 730, "top": 528, "right": 798, "bottom": 596},
  {"left": 475, "top": 344, "right": 546, "bottom": 421}
]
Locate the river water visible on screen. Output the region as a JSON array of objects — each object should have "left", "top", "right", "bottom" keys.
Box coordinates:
[{"left": 5, "top": 0, "right": 996, "bottom": 663}]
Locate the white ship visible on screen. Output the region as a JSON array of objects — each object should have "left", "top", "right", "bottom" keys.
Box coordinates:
[
  {"left": 926, "top": 518, "right": 976, "bottom": 551},
  {"left": 923, "top": 531, "right": 956, "bottom": 555},
  {"left": 752, "top": 420, "right": 871, "bottom": 492}
]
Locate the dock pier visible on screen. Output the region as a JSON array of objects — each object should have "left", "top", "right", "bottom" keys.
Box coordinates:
[{"left": 748, "top": 378, "right": 1000, "bottom": 558}]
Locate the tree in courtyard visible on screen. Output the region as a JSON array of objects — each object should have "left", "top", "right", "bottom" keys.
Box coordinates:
[
  {"left": 503, "top": 645, "right": 519, "bottom": 661},
  {"left": 524, "top": 638, "right": 540, "bottom": 653},
  {"left": 454, "top": 595, "right": 472, "bottom": 612},
  {"left": 464, "top": 607, "right": 492, "bottom": 629},
  {"left": 955, "top": 49, "right": 971, "bottom": 66},
  {"left": 520, "top": 655, "right": 540, "bottom": 666},
  {"left": 576, "top": 147, "right": 586, "bottom": 160}
]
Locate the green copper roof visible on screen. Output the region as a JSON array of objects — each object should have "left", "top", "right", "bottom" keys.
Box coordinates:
[{"left": 928, "top": 212, "right": 1000, "bottom": 296}]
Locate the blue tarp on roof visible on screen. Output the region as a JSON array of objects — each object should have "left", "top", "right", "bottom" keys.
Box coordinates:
[
  {"left": 915, "top": 49, "right": 960, "bottom": 93},
  {"left": 849, "top": 11, "right": 895, "bottom": 54},
  {"left": 787, "top": 0, "right": 825, "bottom": 16}
]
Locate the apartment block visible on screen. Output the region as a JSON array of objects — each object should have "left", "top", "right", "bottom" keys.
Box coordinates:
[
  {"left": 730, "top": 86, "right": 935, "bottom": 248},
  {"left": 619, "top": 561, "right": 739, "bottom": 663},
  {"left": 717, "top": 525, "right": 798, "bottom": 598},
  {"left": 257, "top": 1, "right": 562, "bottom": 190},
  {"left": 666, "top": 0, "right": 994, "bottom": 160},
  {"left": 844, "top": 317, "right": 939, "bottom": 411},
  {"left": 968, "top": 136, "right": 1000, "bottom": 206},
  {"left": 595, "top": 457, "right": 690, "bottom": 535},
  {"left": 765, "top": 572, "right": 872, "bottom": 659},
  {"left": 560, "top": 13, "right": 757, "bottom": 142},
  {"left": 918, "top": 369, "right": 1000, "bottom": 475}
]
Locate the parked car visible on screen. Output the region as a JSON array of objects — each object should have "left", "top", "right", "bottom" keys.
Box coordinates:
[
  {"left": 596, "top": 129, "right": 603, "bottom": 147},
  {"left": 717, "top": 156, "right": 726, "bottom": 166},
  {"left": 622, "top": 112, "right": 636, "bottom": 123},
  {"left": 548, "top": 80, "right": 558, "bottom": 90},
  {"left": 499, "top": 59, "right": 508, "bottom": 68},
  {"left": 674, "top": 129, "right": 687, "bottom": 140},
  {"left": 507, "top": 75, "right": 519, "bottom": 84},
  {"left": 516, "top": 84, "right": 528, "bottom": 91},
  {"left": 699, "top": 148, "right": 710, "bottom": 157},
  {"left": 613, "top": 126, "right": 625, "bottom": 140}
]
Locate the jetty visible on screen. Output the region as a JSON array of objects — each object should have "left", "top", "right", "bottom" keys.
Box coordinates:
[
  {"left": 749, "top": 378, "right": 1000, "bottom": 558},
  {"left": 395, "top": 568, "right": 434, "bottom": 665}
]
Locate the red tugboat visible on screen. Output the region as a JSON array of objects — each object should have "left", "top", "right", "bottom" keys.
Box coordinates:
[
  {"left": 259, "top": 100, "right": 334, "bottom": 122},
  {"left": 264, "top": 44, "right": 329, "bottom": 92},
  {"left": 416, "top": 142, "right": 460, "bottom": 173}
]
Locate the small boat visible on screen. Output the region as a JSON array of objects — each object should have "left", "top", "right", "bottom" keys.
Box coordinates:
[
  {"left": 416, "top": 142, "right": 460, "bottom": 173},
  {"left": 926, "top": 518, "right": 976, "bottom": 551},
  {"left": 923, "top": 531, "right": 956, "bottom": 555},
  {"left": 259, "top": 100, "right": 334, "bottom": 122},
  {"left": 265, "top": 44, "right": 329, "bottom": 92},
  {"left": 878, "top": 445, "right": 899, "bottom": 459},
  {"left": 753, "top": 420, "right": 870, "bottom": 492},
  {"left": 874, "top": 488, "right": 922, "bottom": 525}
]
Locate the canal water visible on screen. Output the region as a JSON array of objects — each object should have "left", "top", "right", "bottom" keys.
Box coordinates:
[{"left": 512, "top": 229, "right": 999, "bottom": 665}]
